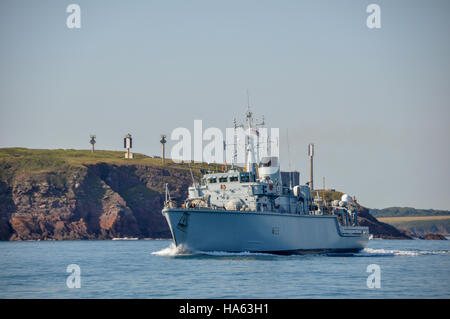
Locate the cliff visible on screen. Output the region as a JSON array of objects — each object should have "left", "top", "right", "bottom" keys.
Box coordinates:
[
  {"left": 0, "top": 148, "right": 207, "bottom": 240},
  {"left": 419, "top": 233, "right": 447, "bottom": 240},
  {"left": 355, "top": 205, "right": 411, "bottom": 239},
  {"left": 0, "top": 148, "right": 412, "bottom": 241}
]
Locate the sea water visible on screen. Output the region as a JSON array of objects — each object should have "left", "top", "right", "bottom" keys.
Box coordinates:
[{"left": 0, "top": 239, "right": 449, "bottom": 298}]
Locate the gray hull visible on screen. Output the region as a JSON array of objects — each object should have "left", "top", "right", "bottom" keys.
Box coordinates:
[{"left": 162, "top": 208, "right": 369, "bottom": 254}]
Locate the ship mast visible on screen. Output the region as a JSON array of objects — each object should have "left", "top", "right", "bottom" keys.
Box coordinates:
[
  {"left": 245, "top": 101, "right": 254, "bottom": 174},
  {"left": 245, "top": 92, "right": 261, "bottom": 175},
  {"left": 231, "top": 92, "right": 265, "bottom": 174}
]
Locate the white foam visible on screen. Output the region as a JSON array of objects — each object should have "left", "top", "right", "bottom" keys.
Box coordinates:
[
  {"left": 362, "top": 248, "right": 450, "bottom": 256},
  {"left": 152, "top": 244, "right": 450, "bottom": 258},
  {"left": 197, "top": 250, "right": 274, "bottom": 257},
  {"left": 151, "top": 243, "right": 192, "bottom": 256},
  {"left": 152, "top": 244, "right": 277, "bottom": 257}
]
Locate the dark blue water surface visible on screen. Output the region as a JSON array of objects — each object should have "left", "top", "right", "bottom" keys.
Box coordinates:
[{"left": 1, "top": 239, "right": 449, "bottom": 298}]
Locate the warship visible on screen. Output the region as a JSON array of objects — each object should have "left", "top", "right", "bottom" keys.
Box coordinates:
[{"left": 162, "top": 108, "right": 369, "bottom": 254}]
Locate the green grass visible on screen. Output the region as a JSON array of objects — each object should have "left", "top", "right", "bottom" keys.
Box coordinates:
[
  {"left": 370, "top": 207, "right": 450, "bottom": 218},
  {"left": 0, "top": 147, "right": 163, "bottom": 167},
  {"left": 0, "top": 147, "right": 234, "bottom": 182}
]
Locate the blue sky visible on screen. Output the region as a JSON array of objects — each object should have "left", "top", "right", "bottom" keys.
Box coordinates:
[{"left": 1, "top": 0, "right": 449, "bottom": 210}]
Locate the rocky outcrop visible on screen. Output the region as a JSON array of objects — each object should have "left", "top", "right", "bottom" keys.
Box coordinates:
[
  {"left": 0, "top": 161, "right": 194, "bottom": 240},
  {"left": 355, "top": 204, "right": 412, "bottom": 239},
  {"left": 419, "top": 233, "right": 447, "bottom": 240}
]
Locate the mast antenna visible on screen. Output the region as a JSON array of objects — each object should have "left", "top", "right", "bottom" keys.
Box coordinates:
[
  {"left": 247, "top": 89, "right": 251, "bottom": 111},
  {"left": 188, "top": 162, "right": 196, "bottom": 187},
  {"left": 286, "top": 129, "right": 292, "bottom": 188}
]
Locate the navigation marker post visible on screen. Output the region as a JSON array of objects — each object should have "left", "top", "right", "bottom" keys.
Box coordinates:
[
  {"left": 160, "top": 134, "right": 167, "bottom": 165},
  {"left": 124, "top": 133, "right": 133, "bottom": 159},
  {"left": 89, "top": 135, "right": 96, "bottom": 152}
]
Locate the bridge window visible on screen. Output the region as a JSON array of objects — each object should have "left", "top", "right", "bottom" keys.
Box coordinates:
[
  {"left": 219, "top": 176, "right": 228, "bottom": 183},
  {"left": 208, "top": 177, "right": 217, "bottom": 183},
  {"left": 229, "top": 176, "right": 239, "bottom": 182},
  {"left": 260, "top": 159, "right": 271, "bottom": 167},
  {"left": 260, "top": 157, "right": 278, "bottom": 167},
  {"left": 240, "top": 174, "right": 250, "bottom": 183}
]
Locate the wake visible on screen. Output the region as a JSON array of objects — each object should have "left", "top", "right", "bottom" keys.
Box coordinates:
[
  {"left": 152, "top": 244, "right": 450, "bottom": 258},
  {"left": 151, "top": 243, "right": 193, "bottom": 256},
  {"left": 152, "top": 244, "right": 276, "bottom": 257},
  {"left": 359, "top": 248, "right": 450, "bottom": 257}
]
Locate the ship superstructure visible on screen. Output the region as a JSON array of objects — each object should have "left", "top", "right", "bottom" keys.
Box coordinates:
[{"left": 162, "top": 108, "right": 369, "bottom": 254}]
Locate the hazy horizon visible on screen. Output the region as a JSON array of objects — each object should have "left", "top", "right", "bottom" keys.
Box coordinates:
[{"left": 1, "top": 0, "right": 449, "bottom": 210}]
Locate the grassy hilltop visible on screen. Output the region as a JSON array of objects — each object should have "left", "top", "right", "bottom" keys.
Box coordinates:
[
  {"left": 0, "top": 147, "right": 215, "bottom": 176},
  {"left": 370, "top": 207, "right": 450, "bottom": 236},
  {"left": 370, "top": 207, "right": 450, "bottom": 218}
]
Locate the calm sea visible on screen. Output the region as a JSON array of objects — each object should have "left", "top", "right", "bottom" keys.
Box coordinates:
[{"left": 0, "top": 239, "right": 449, "bottom": 298}]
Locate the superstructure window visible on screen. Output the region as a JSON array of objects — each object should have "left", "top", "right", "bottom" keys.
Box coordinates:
[
  {"left": 219, "top": 176, "right": 228, "bottom": 183},
  {"left": 240, "top": 174, "right": 250, "bottom": 183},
  {"left": 208, "top": 177, "right": 217, "bottom": 183},
  {"left": 260, "top": 159, "right": 271, "bottom": 167},
  {"left": 260, "top": 157, "right": 278, "bottom": 168},
  {"left": 229, "top": 176, "right": 239, "bottom": 182}
]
